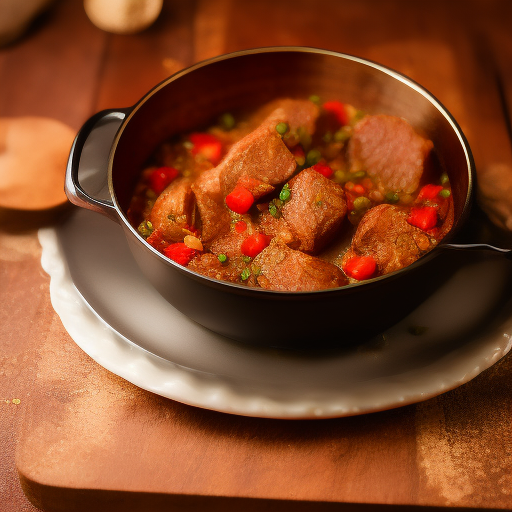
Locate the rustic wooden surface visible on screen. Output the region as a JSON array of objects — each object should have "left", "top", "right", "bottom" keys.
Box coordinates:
[{"left": 1, "top": 1, "right": 512, "bottom": 510}]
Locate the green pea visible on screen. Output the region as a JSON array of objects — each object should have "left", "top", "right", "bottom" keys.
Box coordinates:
[
  {"left": 352, "top": 170, "right": 366, "bottom": 180},
  {"left": 353, "top": 196, "right": 371, "bottom": 211},
  {"left": 306, "top": 149, "right": 322, "bottom": 166},
  {"left": 219, "top": 112, "right": 235, "bottom": 130},
  {"left": 439, "top": 189, "right": 451, "bottom": 198},
  {"left": 297, "top": 127, "right": 312, "bottom": 149},
  {"left": 440, "top": 173, "right": 449, "bottom": 185},
  {"left": 334, "top": 129, "right": 350, "bottom": 142},
  {"left": 269, "top": 201, "right": 280, "bottom": 219},
  {"left": 218, "top": 254, "right": 227, "bottom": 263},
  {"left": 309, "top": 94, "right": 321, "bottom": 104},
  {"left": 385, "top": 192, "right": 399, "bottom": 204},
  {"left": 334, "top": 170, "right": 349, "bottom": 183},
  {"left": 275, "top": 122, "right": 289, "bottom": 135},
  {"left": 240, "top": 268, "right": 251, "bottom": 281}
]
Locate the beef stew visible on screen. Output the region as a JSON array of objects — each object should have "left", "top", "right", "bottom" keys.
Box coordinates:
[{"left": 128, "top": 97, "right": 452, "bottom": 292}]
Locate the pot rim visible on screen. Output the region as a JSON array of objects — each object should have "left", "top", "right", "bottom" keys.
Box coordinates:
[{"left": 107, "top": 46, "right": 475, "bottom": 297}]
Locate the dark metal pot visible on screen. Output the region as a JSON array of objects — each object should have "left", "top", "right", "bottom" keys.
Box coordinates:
[{"left": 65, "top": 47, "right": 511, "bottom": 349}]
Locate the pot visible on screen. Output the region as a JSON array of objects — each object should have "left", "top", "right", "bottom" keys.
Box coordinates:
[{"left": 65, "top": 47, "right": 511, "bottom": 349}]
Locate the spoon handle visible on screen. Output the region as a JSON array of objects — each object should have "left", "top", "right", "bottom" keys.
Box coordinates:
[{"left": 443, "top": 243, "right": 512, "bottom": 260}]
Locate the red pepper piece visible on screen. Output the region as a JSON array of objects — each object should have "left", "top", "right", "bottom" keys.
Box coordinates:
[
  {"left": 417, "top": 184, "right": 443, "bottom": 202},
  {"left": 343, "top": 255, "right": 377, "bottom": 281},
  {"left": 241, "top": 233, "right": 271, "bottom": 258},
  {"left": 189, "top": 133, "right": 222, "bottom": 165},
  {"left": 352, "top": 184, "right": 366, "bottom": 195},
  {"left": 163, "top": 243, "right": 198, "bottom": 266},
  {"left": 146, "top": 229, "right": 169, "bottom": 253},
  {"left": 225, "top": 185, "right": 254, "bottom": 214},
  {"left": 345, "top": 191, "right": 356, "bottom": 210},
  {"left": 312, "top": 162, "right": 334, "bottom": 178},
  {"left": 149, "top": 167, "right": 179, "bottom": 195},
  {"left": 235, "top": 220, "right": 247, "bottom": 233},
  {"left": 407, "top": 206, "right": 438, "bottom": 231},
  {"left": 322, "top": 101, "right": 349, "bottom": 126}
]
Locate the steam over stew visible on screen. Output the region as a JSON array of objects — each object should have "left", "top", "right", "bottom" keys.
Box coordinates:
[{"left": 128, "top": 97, "right": 453, "bottom": 291}]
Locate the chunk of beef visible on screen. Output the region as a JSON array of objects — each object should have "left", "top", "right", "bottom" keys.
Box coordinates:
[
  {"left": 236, "top": 175, "right": 275, "bottom": 201},
  {"left": 253, "top": 240, "right": 347, "bottom": 291},
  {"left": 253, "top": 99, "right": 320, "bottom": 136},
  {"left": 149, "top": 177, "right": 196, "bottom": 242},
  {"left": 218, "top": 117, "right": 296, "bottom": 196},
  {"left": 281, "top": 167, "right": 347, "bottom": 253},
  {"left": 191, "top": 167, "right": 230, "bottom": 245},
  {"left": 258, "top": 210, "right": 297, "bottom": 247},
  {"left": 188, "top": 253, "right": 248, "bottom": 284},
  {"left": 342, "top": 204, "right": 435, "bottom": 276},
  {"left": 348, "top": 115, "right": 433, "bottom": 194},
  {"left": 209, "top": 220, "right": 258, "bottom": 258}
]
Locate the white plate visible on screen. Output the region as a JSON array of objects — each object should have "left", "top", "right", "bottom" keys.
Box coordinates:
[{"left": 38, "top": 208, "right": 512, "bottom": 419}]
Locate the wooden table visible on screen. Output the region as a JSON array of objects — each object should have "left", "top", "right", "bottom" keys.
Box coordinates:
[{"left": 2, "top": 1, "right": 512, "bottom": 510}]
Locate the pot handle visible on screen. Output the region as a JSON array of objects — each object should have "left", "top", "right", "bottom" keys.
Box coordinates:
[
  {"left": 65, "top": 108, "right": 128, "bottom": 222},
  {"left": 443, "top": 243, "right": 512, "bottom": 260}
]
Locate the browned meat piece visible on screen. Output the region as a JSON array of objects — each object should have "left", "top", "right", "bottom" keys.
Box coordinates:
[
  {"left": 253, "top": 240, "right": 347, "bottom": 291},
  {"left": 258, "top": 210, "right": 297, "bottom": 247},
  {"left": 188, "top": 253, "right": 247, "bottom": 284},
  {"left": 218, "top": 118, "right": 296, "bottom": 195},
  {"left": 252, "top": 98, "right": 320, "bottom": 135},
  {"left": 149, "top": 177, "right": 196, "bottom": 242},
  {"left": 209, "top": 220, "right": 258, "bottom": 258},
  {"left": 348, "top": 115, "right": 433, "bottom": 194},
  {"left": 342, "top": 204, "right": 436, "bottom": 276},
  {"left": 281, "top": 167, "right": 347, "bottom": 253},
  {"left": 191, "top": 167, "right": 230, "bottom": 245}
]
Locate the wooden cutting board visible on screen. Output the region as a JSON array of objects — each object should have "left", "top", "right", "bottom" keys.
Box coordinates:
[{"left": 2, "top": 1, "right": 512, "bottom": 510}]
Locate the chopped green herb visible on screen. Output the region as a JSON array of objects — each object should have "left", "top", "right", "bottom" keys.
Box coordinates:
[
  {"left": 408, "top": 325, "right": 428, "bottom": 336},
  {"left": 385, "top": 192, "right": 399, "bottom": 204},
  {"left": 275, "top": 122, "right": 289, "bottom": 135},
  {"left": 440, "top": 173, "right": 449, "bottom": 185},
  {"left": 219, "top": 112, "right": 235, "bottom": 130},
  {"left": 240, "top": 268, "right": 251, "bottom": 281},
  {"left": 309, "top": 94, "right": 321, "bottom": 104},
  {"left": 279, "top": 183, "right": 291, "bottom": 202},
  {"left": 439, "top": 189, "right": 451, "bottom": 198},
  {"left": 306, "top": 149, "right": 322, "bottom": 166},
  {"left": 218, "top": 254, "right": 227, "bottom": 263},
  {"left": 137, "top": 220, "right": 154, "bottom": 238},
  {"left": 242, "top": 255, "right": 252, "bottom": 263}
]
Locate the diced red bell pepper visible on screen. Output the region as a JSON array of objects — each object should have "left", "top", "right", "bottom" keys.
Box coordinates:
[
  {"left": 407, "top": 206, "right": 438, "bottom": 231},
  {"left": 241, "top": 233, "right": 271, "bottom": 258},
  {"left": 343, "top": 255, "right": 377, "bottom": 281},
  {"left": 164, "top": 243, "right": 198, "bottom": 266},
  {"left": 345, "top": 191, "right": 356, "bottom": 210},
  {"left": 352, "top": 184, "right": 366, "bottom": 195},
  {"left": 225, "top": 185, "right": 254, "bottom": 214},
  {"left": 235, "top": 220, "right": 247, "bottom": 233},
  {"left": 146, "top": 229, "right": 169, "bottom": 253},
  {"left": 189, "top": 133, "right": 222, "bottom": 165},
  {"left": 149, "top": 167, "right": 179, "bottom": 195},
  {"left": 322, "top": 101, "right": 349, "bottom": 126},
  {"left": 417, "top": 184, "right": 443, "bottom": 202},
  {"left": 312, "top": 162, "right": 334, "bottom": 178}
]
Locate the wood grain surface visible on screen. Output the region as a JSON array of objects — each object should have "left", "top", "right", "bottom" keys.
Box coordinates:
[{"left": 1, "top": 1, "right": 512, "bottom": 511}]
